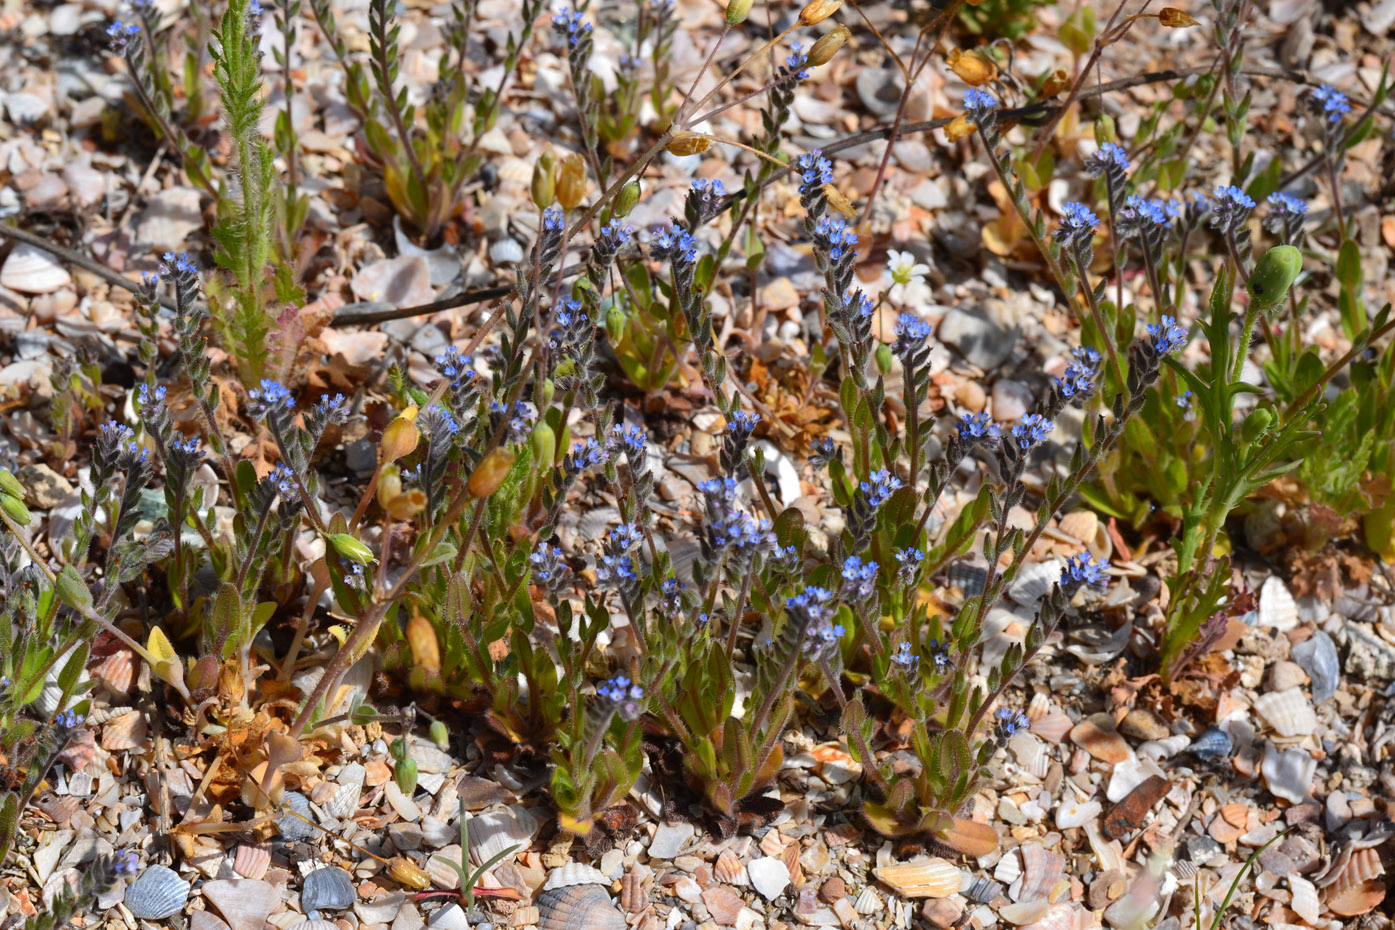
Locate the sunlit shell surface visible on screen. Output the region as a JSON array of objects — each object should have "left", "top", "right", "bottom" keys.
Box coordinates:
[
  {"left": 0, "top": 243, "right": 72, "bottom": 294},
  {"left": 542, "top": 862, "right": 611, "bottom": 891},
  {"left": 1030, "top": 714, "right": 1073, "bottom": 744},
  {"left": 326, "top": 763, "right": 365, "bottom": 820},
  {"left": 536, "top": 884, "right": 627, "bottom": 930},
  {"left": 1253, "top": 688, "right": 1317, "bottom": 738},
  {"left": 1009, "top": 561, "right": 1061, "bottom": 607},
  {"left": 714, "top": 849, "right": 748, "bottom": 885},
  {"left": 998, "top": 901, "right": 1049, "bottom": 925},
  {"left": 124, "top": 865, "right": 190, "bottom": 920},
  {"left": 302, "top": 867, "right": 355, "bottom": 913},
  {"left": 232, "top": 844, "right": 271, "bottom": 881},
  {"left": 100, "top": 711, "right": 147, "bottom": 751},
  {"left": 872, "top": 859, "right": 964, "bottom": 898},
  {"left": 853, "top": 887, "right": 881, "bottom": 914},
  {"left": 469, "top": 808, "right": 536, "bottom": 867},
  {"left": 1016, "top": 844, "right": 1065, "bottom": 903},
  {"left": 1258, "top": 575, "right": 1298, "bottom": 631},
  {"left": 276, "top": 792, "right": 319, "bottom": 842},
  {"left": 1021, "top": 902, "right": 1083, "bottom": 930}
]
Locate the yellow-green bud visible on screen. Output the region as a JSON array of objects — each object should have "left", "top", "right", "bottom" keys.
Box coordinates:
[
  {"left": 614, "top": 180, "right": 641, "bottom": 218},
  {"left": 1247, "top": 245, "right": 1302, "bottom": 312},
  {"left": 557, "top": 153, "right": 587, "bottom": 210},
  {"left": 1, "top": 493, "right": 31, "bottom": 526},
  {"left": 430, "top": 720, "right": 450, "bottom": 750},
  {"left": 532, "top": 150, "right": 557, "bottom": 209},
  {"left": 807, "top": 24, "right": 851, "bottom": 66},
  {"left": 55, "top": 564, "right": 93, "bottom": 613},
  {"left": 329, "top": 533, "right": 375, "bottom": 565},
  {"left": 0, "top": 468, "right": 24, "bottom": 500},
  {"left": 726, "top": 0, "right": 753, "bottom": 25},
  {"left": 530, "top": 421, "right": 557, "bottom": 472},
  {"left": 395, "top": 757, "right": 418, "bottom": 795},
  {"left": 1241, "top": 407, "right": 1275, "bottom": 444}
]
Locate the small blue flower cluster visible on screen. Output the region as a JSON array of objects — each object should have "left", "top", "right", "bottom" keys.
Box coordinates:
[
  {"left": 419, "top": 404, "right": 460, "bottom": 438},
  {"left": 962, "top": 88, "right": 998, "bottom": 122},
  {"left": 1085, "top": 142, "right": 1129, "bottom": 175},
  {"left": 1146, "top": 314, "right": 1188, "bottom": 356},
  {"left": 859, "top": 469, "right": 903, "bottom": 508},
  {"left": 114, "top": 850, "right": 140, "bottom": 877},
  {"left": 1062, "top": 551, "right": 1109, "bottom": 591},
  {"left": 841, "top": 555, "right": 878, "bottom": 602},
  {"left": 890, "top": 641, "right": 918, "bottom": 674},
  {"left": 651, "top": 223, "right": 698, "bottom": 264},
  {"left": 551, "top": 7, "right": 591, "bottom": 47},
  {"left": 609, "top": 423, "right": 647, "bottom": 459},
  {"left": 813, "top": 217, "right": 858, "bottom": 262},
  {"left": 436, "top": 347, "right": 477, "bottom": 384},
  {"left": 995, "top": 707, "right": 1029, "bottom": 737},
  {"left": 1210, "top": 185, "right": 1255, "bottom": 235},
  {"left": 597, "top": 674, "right": 644, "bottom": 720},
  {"left": 958, "top": 412, "right": 1001, "bottom": 444},
  {"left": 1054, "top": 202, "right": 1099, "bottom": 250},
  {"left": 784, "top": 42, "right": 811, "bottom": 81},
  {"left": 808, "top": 436, "right": 838, "bottom": 469},
  {"left": 270, "top": 464, "right": 297, "bottom": 497},
  {"left": 566, "top": 437, "right": 610, "bottom": 474},
  {"left": 894, "top": 313, "right": 934, "bottom": 363},
  {"left": 796, "top": 151, "right": 834, "bottom": 196},
  {"left": 1310, "top": 84, "right": 1351, "bottom": 123},
  {"left": 530, "top": 544, "right": 570, "bottom": 595},
  {"left": 137, "top": 383, "right": 167, "bottom": 408},
  {"left": 248, "top": 379, "right": 295, "bottom": 419},
  {"left": 893, "top": 547, "right": 924, "bottom": 585},
  {"left": 159, "top": 251, "right": 198, "bottom": 277},
  {"left": 1010, "top": 413, "right": 1054, "bottom": 451},
  {"left": 107, "top": 20, "right": 141, "bottom": 52},
  {"left": 687, "top": 179, "right": 727, "bottom": 226},
  {"left": 543, "top": 208, "right": 566, "bottom": 232},
  {"left": 54, "top": 709, "right": 85, "bottom": 730}
]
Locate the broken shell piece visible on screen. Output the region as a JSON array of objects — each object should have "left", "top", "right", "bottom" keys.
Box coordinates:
[
  {"left": 1253, "top": 688, "right": 1317, "bottom": 739},
  {"left": 543, "top": 862, "right": 611, "bottom": 891},
  {"left": 1030, "top": 713, "right": 1073, "bottom": 744},
  {"left": 232, "top": 844, "right": 271, "bottom": 881},
  {"left": 1260, "top": 743, "right": 1316, "bottom": 804},
  {"left": 1258, "top": 575, "right": 1298, "bottom": 631},
  {"left": 853, "top": 887, "right": 881, "bottom": 914},
  {"left": 873, "top": 859, "right": 964, "bottom": 898},
  {"left": 1016, "top": 844, "right": 1065, "bottom": 903},
  {"left": 468, "top": 807, "right": 535, "bottom": 867},
  {"left": 714, "top": 849, "right": 747, "bottom": 885},
  {"left": 998, "top": 901, "right": 1048, "bottom": 925},
  {"left": 302, "top": 867, "right": 356, "bottom": 913},
  {"left": 0, "top": 244, "right": 72, "bottom": 294},
  {"left": 1055, "top": 800, "right": 1101, "bottom": 830}
]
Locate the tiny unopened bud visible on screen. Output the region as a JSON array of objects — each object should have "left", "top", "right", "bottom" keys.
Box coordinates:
[
  {"left": 1042, "top": 68, "right": 1070, "bottom": 98},
  {"left": 807, "top": 24, "right": 850, "bottom": 66},
  {"left": 381, "top": 412, "right": 420, "bottom": 463},
  {"left": 1158, "top": 7, "right": 1199, "bottom": 26},
  {"left": 429, "top": 720, "right": 450, "bottom": 750},
  {"left": 557, "top": 153, "right": 587, "bottom": 210},
  {"left": 725, "top": 0, "right": 753, "bottom": 25},
  {"left": 1241, "top": 407, "right": 1274, "bottom": 443},
  {"left": 469, "top": 448, "right": 517, "bottom": 497},
  {"left": 1, "top": 492, "right": 31, "bottom": 526},
  {"left": 0, "top": 468, "right": 24, "bottom": 500},
  {"left": 613, "top": 180, "right": 641, "bottom": 217},
  {"left": 798, "top": 0, "right": 842, "bottom": 25},
  {"left": 666, "top": 132, "right": 711, "bottom": 156},
  {"left": 947, "top": 48, "right": 996, "bottom": 86},
  {"left": 532, "top": 150, "right": 557, "bottom": 209},
  {"left": 530, "top": 422, "right": 557, "bottom": 472},
  {"left": 329, "top": 533, "right": 375, "bottom": 565},
  {"left": 395, "top": 756, "right": 418, "bottom": 795}
]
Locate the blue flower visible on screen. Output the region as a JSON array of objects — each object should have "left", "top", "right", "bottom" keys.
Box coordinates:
[
  {"left": 599, "top": 218, "right": 634, "bottom": 246},
  {"left": 159, "top": 251, "right": 198, "bottom": 277},
  {"left": 808, "top": 436, "right": 838, "bottom": 468},
  {"left": 106, "top": 20, "right": 141, "bottom": 51},
  {"left": 962, "top": 88, "right": 998, "bottom": 119},
  {"left": 650, "top": 223, "right": 698, "bottom": 263},
  {"left": 618, "top": 54, "right": 641, "bottom": 74},
  {"left": 698, "top": 476, "right": 739, "bottom": 500},
  {"left": 596, "top": 674, "right": 644, "bottom": 720},
  {"left": 1062, "top": 551, "right": 1109, "bottom": 591},
  {"left": 609, "top": 423, "right": 647, "bottom": 459},
  {"left": 248, "top": 379, "right": 295, "bottom": 418},
  {"left": 1073, "top": 345, "right": 1102, "bottom": 368},
  {"left": 530, "top": 544, "right": 569, "bottom": 591},
  {"left": 1085, "top": 142, "right": 1129, "bottom": 176},
  {"left": 1125, "top": 195, "right": 1171, "bottom": 229},
  {"left": 609, "top": 523, "right": 644, "bottom": 552},
  {"left": 551, "top": 7, "right": 591, "bottom": 46},
  {"left": 1213, "top": 185, "right": 1255, "bottom": 211},
  {"left": 841, "top": 555, "right": 878, "bottom": 601},
  {"left": 1010, "top": 413, "right": 1053, "bottom": 450},
  {"left": 1054, "top": 361, "right": 1096, "bottom": 401},
  {"left": 420, "top": 404, "right": 459, "bottom": 437},
  {"left": 784, "top": 41, "right": 811, "bottom": 80},
  {"left": 1176, "top": 390, "right": 1193, "bottom": 413},
  {"left": 796, "top": 151, "right": 834, "bottom": 194},
  {"left": 435, "top": 347, "right": 477, "bottom": 383},
  {"left": 1266, "top": 192, "right": 1307, "bottom": 216},
  {"left": 542, "top": 208, "right": 566, "bottom": 231},
  {"left": 926, "top": 638, "right": 951, "bottom": 670},
  {"left": 859, "top": 469, "right": 903, "bottom": 508},
  {"left": 1054, "top": 202, "right": 1099, "bottom": 248},
  {"left": 813, "top": 216, "right": 858, "bottom": 262},
  {"left": 1146, "top": 314, "right": 1187, "bottom": 355},
  {"left": 54, "top": 710, "right": 85, "bottom": 730},
  {"left": 995, "top": 707, "right": 1029, "bottom": 737},
  {"left": 137, "top": 383, "right": 167, "bottom": 407},
  {"left": 566, "top": 437, "right": 610, "bottom": 472},
  {"left": 727, "top": 410, "right": 760, "bottom": 441},
  {"left": 957, "top": 412, "right": 1001, "bottom": 444},
  {"left": 270, "top": 464, "right": 297, "bottom": 497},
  {"left": 114, "top": 850, "right": 139, "bottom": 877},
  {"left": 891, "top": 641, "right": 919, "bottom": 674},
  {"left": 1311, "top": 84, "right": 1351, "bottom": 123},
  {"left": 597, "top": 553, "right": 637, "bottom": 588},
  {"left": 894, "top": 313, "right": 934, "bottom": 361},
  {"left": 893, "top": 547, "right": 924, "bottom": 585}
]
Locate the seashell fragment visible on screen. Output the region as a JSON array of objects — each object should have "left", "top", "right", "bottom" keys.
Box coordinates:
[
  {"left": 489, "top": 238, "right": 526, "bottom": 265},
  {"left": 1190, "top": 727, "right": 1233, "bottom": 761},
  {"left": 232, "top": 844, "right": 271, "bottom": 880},
  {"left": 536, "top": 883, "right": 627, "bottom": 930},
  {"left": 748, "top": 856, "right": 790, "bottom": 900},
  {"left": 1288, "top": 875, "right": 1320, "bottom": 924},
  {"left": 1260, "top": 742, "right": 1316, "bottom": 804},
  {"left": 1292, "top": 631, "right": 1339, "bottom": 704},
  {"left": 542, "top": 862, "right": 611, "bottom": 891},
  {"left": 1016, "top": 844, "right": 1065, "bottom": 903},
  {"left": 853, "top": 886, "right": 881, "bottom": 914},
  {"left": 1025, "top": 692, "right": 1051, "bottom": 721},
  {"left": 714, "top": 848, "right": 747, "bottom": 885},
  {"left": 1325, "top": 847, "right": 1386, "bottom": 917},
  {"left": 1030, "top": 713, "right": 1072, "bottom": 744},
  {"left": 963, "top": 877, "right": 1003, "bottom": 904},
  {"left": 999, "top": 900, "right": 1049, "bottom": 925},
  {"left": 202, "top": 878, "right": 280, "bottom": 930},
  {"left": 276, "top": 791, "right": 319, "bottom": 842},
  {"left": 326, "top": 763, "right": 364, "bottom": 820},
  {"left": 1055, "top": 800, "right": 1101, "bottom": 830},
  {"left": 125, "top": 865, "right": 190, "bottom": 920},
  {"left": 289, "top": 920, "right": 340, "bottom": 930},
  {"left": 993, "top": 851, "right": 1022, "bottom": 884},
  {"left": 468, "top": 807, "right": 535, "bottom": 867},
  {"left": 1019, "top": 902, "right": 1080, "bottom": 930},
  {"left": 1253, "top": 688, "right": 1316, "bottom": 738},
  {"left": 1258, "top": 575, "right": 1298, "bottom": 631},
  {"left": 1, "top": 244, "right": 72, "bottom": 294},
  {"left": 1008, "top": 732, "right": 1050, "bottom": 779},
  {"left": 302, "top": 867, "right": 355, "bottom": 913},
  {"left": 873, "top": 859, "right": 963, "bottom": 898},
  {"left": 1009, "top": 561, "right": 1061, "bottom": 607},
  {"left": 100, "top": 711, "right": 147, "bottom": 751}
]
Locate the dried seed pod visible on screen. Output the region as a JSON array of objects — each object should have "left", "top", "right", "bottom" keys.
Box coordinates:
[
  {"left": 807, "top": 24, "right": 850, "bottom": 66},
  {"left": 798, "top": 0, "right": 842, "bottom": 25},
  {"left": 1158, "top": 7, "right": 1199, "bottom": 26},
  {"left": 557, "top": 154, "right": 587, "bottom": 210},
  {"left": 666, "top": 132, "right": 711, "bottom": 156},
  {"left": 533, "top": 150, "right": 558, "bottom": 209},
  {"left": 387, "top": 856, "right": 432, "bottom": 890},
  {"left": 469, "top": 448, "right": 517, "bottom": 497},
  {"left": 406, "top": 615, "right": 441, "bottom": 672},
  {"left": 947, "top": 48, "right": 997, "bottom": 86}
]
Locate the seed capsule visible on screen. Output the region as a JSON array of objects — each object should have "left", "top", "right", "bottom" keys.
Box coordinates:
[
  {"left": 1042, "top": 68, "right": 1070, "bottom": 98},
  {"left": 798, "top": 0, "right": 842, "bottom": 25},
  {"left": 329, "top": 533, "right": 375, "bottom": 566},
  {"left": 1, "top": 492, "right": 31, "bottom": 526},
  {"left": 381, "top": 413, "right": 420, "bottom": 463},
  {"left": 726, "top": 0, "right": 753, "bottom": 24},
  {"left": 386, "top": 856, "right": 431, "bottom": 890},
  {"left": 1247, "top": 244, "right": 1302, "bottom": 311},
  {"left": 666, "top": 132, "right": 711, "bottom": 156},
  {"left": 947, "top": 48, "right": 997, "bottom": 86},
  {"left": 469, "top": 448, "right": 517, "bottom": 498},
  {"left": 613, "top": 180, "right": 641, "bottom": 218},
  {"left": 557, "top": 153, "right": 587, "bottom": 210},
  {"left": 406, "top": 615, "right": 441, "bottom": 672},
  {"left": 1158, "top": 7, "right": 1199, "bottom": 26},
  {"left": 807, "top": 24, "right": 851, "bottom": 66},
  {"left": 0, "top": 468, "right": 24, "bottom": 499},
  {"left": 532, "top": 150, "right": 557, "bottom": 209}
]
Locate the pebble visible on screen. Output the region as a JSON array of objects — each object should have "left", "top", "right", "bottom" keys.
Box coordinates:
[
  {"left": 648, "top": 822, "right": 694, "bottom": 860},
  {"left": 1055, "top": 800, "right": 1101, "bottom": 829},
  {"left": 955, "top": 380, "right": 986, "bottom": 413},
  {"left": 49, "top": 4, "right": 81, "bottom": 35},
  {"left": 16, "top": 463, "right": 73, "bottom": 509},
  {"left": 819, "top": 876, "right": 846, "bottom": 903},
  {"left": 1292, "top": 631, "right": 1339, "bottom": 703},
  {"left": 1268, "top": 660, "right": 1308, "bottom": 691},
  {"left": 4, "top": 92, "right": 48, "bottom": 125},
  {"left": 936, "top": 305, "right": 1019, "bottom": 370},
  {"left": 990, "top": 379, "right": 1033, "bottom": 423},
  {"left": 748, "top": 857, "right": 790, "bottom": 900}
]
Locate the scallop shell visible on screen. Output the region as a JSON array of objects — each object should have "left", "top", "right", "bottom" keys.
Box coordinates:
[
  {"left": 490, "top": 238, "right": 526, "bottom": 265},
  {"left": 124, "top": 865, "right": 190, "bottom": 920},
  {"left": 948, "top": 562, "right": 988, "bottom": 595},
  {"left": 1325, "top": 849, "right": 1386, "bottom": 917},
  {"left": 714, "top": 849, "right": 747, "bottom": 885},
  {"left": 1288, "top": 875, "right": 1321, "bottom": 924},
  {"left": 1016, "top": 845, "right": 1065, "bottom": 903},
  {"left": 1025, "top": 693, "right": 1051, "bottom": 722},
  {"left": 469, "top": 808, "right": 535, "bottom": 867},
  {"left": 1057, "top": 511, "right": 1110, "bottom": 560},
  {"left": 325, "top": 763, "right": 365, "bottom": 820},
  {"left": 853, "top": 887, "right": 881, "bottom": 914},
  {"left": 759, "top": 830, "right": 785, "bottom": 858},
  {"left": 232, "top": 844, "right": 271, "bottom": 880},
  {"left": 276, "top": 791, "right": 319, "bottom": 842},
  {"left": 1189, "top": 727, "right": 1233, "bottom": 761},
  {"left": 993, "top": 852, "right": 1022, "bottom": 885},
  {"left": 91, "top": 648, "right": 136, "bottom": 697},
  {"left": 542, "top": 862, "right": 611, "bottom": 891},
  {"left": 1258, "top": 575, "right": 1298, "bottom": 631},
  {"left": 302, "top": 867, "right": 355, "bottom": 913},
  {"left": 0, "top": 244, "right": 72, "bottom": 294},
  {"left": 1009, "top": 561, "right": 1061, "bottom": 607},
  {"left": 100, "top": 711, "right": 147, "bottom": 751},
  {"left": 873, "top": 859, "right": 964, "bottom": 898},
  {"left": 536, "top": 884, "right": 627, "bottom": 930},
  {"left": 289, "top": 920, "right": 340, "bottom": 930},
  {"left": 1029, "top": 713, "right": 1073, "bottom": 744},
  {"left": 1253, "top": 688, "right": 1317, "bottom": 738}
]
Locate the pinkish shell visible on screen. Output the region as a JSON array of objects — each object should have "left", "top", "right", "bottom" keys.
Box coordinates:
[
  {"left": 90, "top": 649, "right": 136, "bottom": 697},
  {"left": 536, "top": 884, "right": 627, "bottom": 930},
  {"left": 100, "top": 711, "right": 147, "bottom": 752},
  {"left": 232, "top": 844, "right": 270, "bottom": 880},
  {"left": 1025, "top": 693, "right": 1051, "bottom": 722},
  {"left": 1016, "top": 844, "right": 1065, "bottom": 903},
  {"left": 1020, "top": 902, "right": 1082, "bottom": 930},
  {"left": 1030, "top": 713, "right": 1072, "bottom": 744}
]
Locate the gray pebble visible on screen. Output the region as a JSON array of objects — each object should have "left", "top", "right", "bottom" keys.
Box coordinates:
[{"left": 1292, "top": 630, "right": 1338, "bottom": 703}]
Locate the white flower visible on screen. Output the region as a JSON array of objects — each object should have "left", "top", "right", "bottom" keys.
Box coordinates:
[{"left": 882, "top": 249, "right": 932, "bottom": 306}]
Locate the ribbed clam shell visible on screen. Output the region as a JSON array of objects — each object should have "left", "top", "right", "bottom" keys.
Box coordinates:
[
  {"left": 277, "top": 791, "right": 319, "bottom": 842},
  {"left": 1008, "top": 733, "right": 1049, "bottom": 779},
  {"left": 1258, "top": 575, "right": 1298, "bottom": 631},
  {"left": 759, "top": 830, "right": 785, "bottom": 858},
  {"left": 1029, "top": 713, "right": 1072, "bottom": 744},
  {"left": 124, "top": 864, "right": 190, "bottom": 919},
  {"left": 513, "top": 906, "right": 541, "bottom": 926},
  {"left": 1019, "top": 902, "right": 1080, "bottom": 930},
  {"left": 289, "top": 920, "right": 339, "bottom": 930},
  {"left": 232, "top": 844, "right": 271, "bottom": 880},
  {"left": 0, "top": 243, "right": 72, "bottom": 294},
  {"left": 1009, "top": 561, "right": 1060, "bottom": 607},
  {"left": 469, "top": 807, "right": 535, "bottom": 867},
  {"left": 872, "top": 859, "right": 963, "bottom": 898},
  {"left": 1016, "top": 845, "right": 1065, "bottom": 903},
  {"left": 853, "top": 887, "right": 880, "bottom": 914},
  {"left": 948, "top": 562, "right": 988, "bottom": 595},
  {"left": 91, "top": 649, "right": 136, "bottom": 697},
  {"left": 1288, "top": 875, "right": 1321, "bottom": 924},
  {"left": 1253, "top": 688, "right": 1317, "bottom": 738},
  {"left": 489, "top": 238, "right": 526, "bottom": 265},
  {"left": 302, "top": 867, "right": 355, "bottom": 913},
  {"left": 1025, "top": 693, "right": 1051, "bottom": 722},
  {"left": 714, "top": 849, "right": 747, "bottom": 885},
  {"left": 543, "top": 862, "right": 611, "bottom": 891},
  {"left": 993, "top": 852, "right": 1022, "bottom": 885},
  {"left": 100, "top": 711, "right": 147, "bottom": 751},
  {"left": 326, "top": 763, "right": 364, "bottom": 820},
  {"left": 1324, "top": 850, "right": 1386, "bottom": 917},
  {"left": 536, "top": 884, "right": 627, "bottom": 930},
  {"left": 964, "top": 877, "right": 1003, "bottom": 904}
]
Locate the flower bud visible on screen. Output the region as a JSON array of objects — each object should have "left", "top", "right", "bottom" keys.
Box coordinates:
[
  {"left": 947, "top": 48, "right": 996, "bottom": 86},
  {"left": 1241, "top": 407, "right": 1275, "bottom": 444},
  {"left": 530, "top": 422, "right": 557, "bottom": 472},
  {"left": 798, "top": 0, "right": 842, "bottom": 25},
  {"left": 1247, "top": 244, "right": 1302, "bottom": 312},
  {"left": 381, "top": 412, "right": 420, "bottom": 463},
  {"left": 666, "top": 132, "right": 711, "bottom": 156},
  {"left": 430, "top": 720, "right": 450, "bottom": 750},
  {"left": 0, "top": 468, "right": 25, "bottom": 500},
  {"left": 1, "top": 492, "right": 31, "bottom": 527},
  {"left": 557, "top": 153, "right": 587, "bottom": 210},
  {"left": 613, "top": 180, "right": 641, "bottom": 217},
  {"left": 329, "top": 533, "right": 375, "bottom": 565},
  {"left": 469, "top": 448, "right": 517, "bottom": 498},
  {"left": 807, "top": 24, "right": 851, "bottom": 66},
  {"left": 532, "top": 150, "right": 557, "bottom": 209},
  {"left": 55, "top": 564, "right": 93, "bottom": 613},
  {"left": 726, "top": 0, "right": 753, "bottom": 25},
  {"left": 1158, "top": 7, "right": 1199, "bottom": 26},
  {"left": 395, "top": 757, "right": 418, "bottom": 795}
]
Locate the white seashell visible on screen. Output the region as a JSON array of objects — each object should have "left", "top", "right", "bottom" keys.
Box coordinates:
[
  {"left": 202, "top": 878, "right": 280, "bottom": 930},
  {"left": 1009, "top": 561, "right": 1061, "bottom": 607},
  {"left": 289, "top": 920, "right": 340, "bottom": 930},
  {"left": 748, "top": 857, "right": 790, "bottom": 900},
  {"left": 1258, "top": 575, "right": 1298, "bottom": 631},
  {"left": 1253, "top": 688, "right": 1317, "bottom": 738},
  {"left": 873, "top": 859, "right": 963, "bottom": 898},
  {"left": 853, "top": 887, "right": 881, "bottom": 914},
  {"left": 1289, "top": 875, "right": 1320, "bottom": 924},
  {"left": 543, "top": 862, "right": 611, "bottom": 891},
  {"left": 125, "top": 865, "right": 190, "bottom": 920},
  {"left": 994, "top": 851, "right": 1022, "bottom": 884},
  {"left": 469, "top": 807, "right": 536, "bottom": 867},
  {"left": 1261, "top": 743, "right": 1316, "bottom": 804},
  {"left": 999, "top": 900, "right": 1049, "bottom": 925},
  {"left": 1138, "top": 734, "right": 1191, "bottom": 762},
  {"left": 1, "top": 244, "right": 72, "bottom": 294},
  {"left": 1009, "top": 732, "right": 1050, "bottom": 779},
  {"left": 489, "top": 238, "right": 526, "bottom": 265},
  {"left": 326, "top": 763, "right": 365, "bottom": 820},
  {"left": 1019, "top": 902, "right": 1080, "bottom": 930},
  {"left": 1054, "top": 800, "right": 1101, "bottom": 830},
  {"left": 1106, "top": 758, "right": 1164, "bottom": 803}
]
